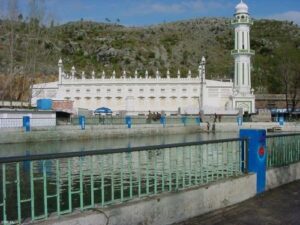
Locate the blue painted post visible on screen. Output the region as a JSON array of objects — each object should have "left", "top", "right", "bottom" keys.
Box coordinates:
[
  {"left": 240, "top": 129, "right": 267, "bottom": 194},
  {"left": 125, "top": 116, "right": 132, "bottom": 128},
  {"left": 22, "top": 116, "right": 30, "bottom": 132},
  {"left": 181, "top": 116, "right": 187, "bottom": 126},
  {"left": 237, "top": 116, "right": 243, "bottom": 126},
  {"left": 160, "top": 116, "right": 166, "bottom": 128},
  {"left": 79, "top": 116, "right": 86, "bottom": 130},
  {"left": 195, "top": 117, "right": 201, "bottom": 125},
  {"left": 279, "top": 117, "right": 284, "bottom": 126}
]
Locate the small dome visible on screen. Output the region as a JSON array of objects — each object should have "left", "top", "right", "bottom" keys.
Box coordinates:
[{"left": 235, "top": 0, "right": 248, "bottom": 14}]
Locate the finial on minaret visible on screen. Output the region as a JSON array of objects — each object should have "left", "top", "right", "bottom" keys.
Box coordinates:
[
  {"left": 112, "top": 70, "right": 116, "bottom": 79},
  {"left": 188, "top": 70, "right": 192, "bottom": 78},
  {"left": 177, "top": 69, "right": 181, "bottom": 78},
  {"left": 145, "top": 70, "right": 149, "bottom": 78},
  {"left": 167, "top": 69, "right": 170, "bottom": 78},
  {"left": 123, "top": 70, "right": 127, "bottom": 78},
  {"left": 58, "top": 58, "right": 63, "bottom": 84},
  {"left": 156, "top": 69, "right": 160, "bottom": 78},
  {"left": 102, "top": 70, "right": 105, "bottom": 78},
  {"left": 92, "top": 71, "right": 95, "bottom": 79},
  {"left": 199, "top": 56, "right": 206, "bottom": 81},
  {"left": 71, "top": 66, "right": 76, "bottom": 79},
  {"left": 134, "top": 70, "right": 138, "bottom": 78},
  {"left": 81, "top": 71, "right": 85, "bottom": 79}
]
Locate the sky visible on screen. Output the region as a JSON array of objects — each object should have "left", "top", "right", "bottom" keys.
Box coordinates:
[{"left": 19, "top": 0, "right": 300, "bottom": 26}]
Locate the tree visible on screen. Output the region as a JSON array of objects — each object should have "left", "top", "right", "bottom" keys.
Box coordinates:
[
  {"left": 280, "top": 58, "right": 300, "bottom": 116},
  {"left": 289, "top": 65, "right": 300, "bottom": 113},
  {"left": 25, "top": 0, "right": 48, "bottom": 106},
  {"left": 5, "top": 0, "right": 20, "bottom": 105}
]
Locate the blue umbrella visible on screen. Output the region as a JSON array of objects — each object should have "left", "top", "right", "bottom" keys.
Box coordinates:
[{"left": 94, "top": 107, "right": 112, "bottom": 114}]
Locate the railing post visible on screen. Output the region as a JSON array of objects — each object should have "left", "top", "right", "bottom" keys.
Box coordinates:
[
  {"left": 125, "top": 116, "right": 132, "bottom": 128},
  {"left": 79, "top": 116, "right": 85, "bottom": 130},
  {"left": 279, "top": 116, "right": 284, "bottom": 126},
  {"left": 23, "top": 116, "right": 31, "bottom": 132},
  {"left": 237, "top": 116, "right": 243, "bottom": 126},
  {"left": 195, "top": 117, "right": 201, "bottom": 125},
  {"left": 181, "top": 116, "right": 187, "bottom": 126},
  {"left": 240, "top": 129, "right": 266, "bottom": 194},
  {"left": 160, "top": 115, "right": 166, "bottom": 128}
]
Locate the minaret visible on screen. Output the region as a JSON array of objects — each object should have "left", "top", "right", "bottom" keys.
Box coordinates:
[{"left": 231, "top": 0, "right": 254, "bottom": 95}]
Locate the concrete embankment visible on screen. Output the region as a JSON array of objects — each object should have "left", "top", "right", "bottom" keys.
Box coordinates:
[
  {"left": 0, "top": 122, "right": 299, "bottom": 144},
  {"left": 0, "top": 124, "right": 203, "bottom": 144},
  {"left": 213, "top": 122, "right": 300, "bottom": 133},
  {"left": 267, "top": 161, "right": 300, "bottom": 190}
]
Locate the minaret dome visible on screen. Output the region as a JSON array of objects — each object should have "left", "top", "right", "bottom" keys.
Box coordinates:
[{"left": 235, "top": 0, "right": 248, "bottom": 14}]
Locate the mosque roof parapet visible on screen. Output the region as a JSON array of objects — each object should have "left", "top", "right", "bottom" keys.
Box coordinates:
[
  {"left": 61, "top": 68, "right": 205, "bottom": 81},
  {"left": 57, "top": 56, "right": 231, "bottom": 85}
]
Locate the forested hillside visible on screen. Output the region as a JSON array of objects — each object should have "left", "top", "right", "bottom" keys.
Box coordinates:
[{"left": 0, "top": 17, "right": 299, "bottom": 101}]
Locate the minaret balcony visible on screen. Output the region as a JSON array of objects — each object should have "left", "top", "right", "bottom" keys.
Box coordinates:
[
  {"left": 231, "top": 49, "right": 255, "bottom": 55},
  {"left": 231, "top": 18, "right": 253, "bottom": 25}
]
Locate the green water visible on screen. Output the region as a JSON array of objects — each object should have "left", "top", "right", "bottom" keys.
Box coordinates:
[{"left": 0, "top": 132, "right": 237, "bottom": 157}]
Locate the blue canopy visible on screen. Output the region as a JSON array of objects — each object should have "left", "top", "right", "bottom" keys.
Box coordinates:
[{"left": 94, "top": 107, "right": 112, "bottom": 114}]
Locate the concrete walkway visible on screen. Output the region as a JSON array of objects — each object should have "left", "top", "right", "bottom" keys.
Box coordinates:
[{"left": 174, "top": 180, "right": 300, "bottom": 225}]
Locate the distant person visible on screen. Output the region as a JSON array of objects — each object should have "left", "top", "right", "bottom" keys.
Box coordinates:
[
  {"left": 198, "top": 112, "right": 202, "bottom": 123},
  {"left": 207, "top": 121, "right": 210, "bottom": 131},
  {"left": 214, "top": 113, "right": 217, "bottom": 123},
  {"left": 147, "top": 111, "right": 152, "bottom": 123},
  {"left": 212, "top": 123, "right": 216, "bottom": 132}
]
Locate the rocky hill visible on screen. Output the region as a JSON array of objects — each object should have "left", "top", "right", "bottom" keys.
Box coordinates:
[{"left": 0, "top": 18, "right": 299, "bottom": 100}]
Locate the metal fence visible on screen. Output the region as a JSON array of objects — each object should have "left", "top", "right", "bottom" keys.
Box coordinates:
[
  {"left": 267, "top": 133, "right": 300, "bottom": 168},
  {"left": 0, "top": 138, "right": 246, "bottom": 224},
  {"left": 70, "top": 116, "right": 200, "bottom": 126}
]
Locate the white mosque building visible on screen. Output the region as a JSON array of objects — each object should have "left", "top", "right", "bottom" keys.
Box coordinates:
[{"left": 31, "top": 1, "right": 255, "bottom": 116}]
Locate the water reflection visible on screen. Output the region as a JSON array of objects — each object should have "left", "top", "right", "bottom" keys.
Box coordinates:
[{"left": 0, "top": 132, "right": 237, "bottom": 157}]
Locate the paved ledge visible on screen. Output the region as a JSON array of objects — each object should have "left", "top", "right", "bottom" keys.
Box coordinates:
[
  {"left": 267, "top": 162, "right": 300, "bottom": 190},
  {"left": 174, "top": 179, "right": 300, "bottom": 225}
]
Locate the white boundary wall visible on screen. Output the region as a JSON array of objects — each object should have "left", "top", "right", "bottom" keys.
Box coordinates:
[{"left": 0, "top": 111, "right": 56, "bottom": 128}]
